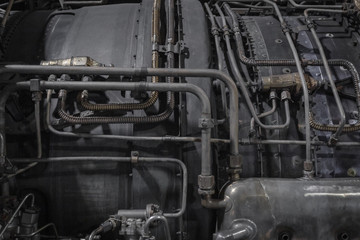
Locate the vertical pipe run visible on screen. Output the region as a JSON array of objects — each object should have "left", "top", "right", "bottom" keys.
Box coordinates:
[
  {"left": 215, "top": 3, "right": 290, "bottom": 130},
  {"left": 143, "top": 215, "right": 172, "bottom": 240},
  {"left": 33, "top": 92, "right": 42, "bottom": 158},
  {"left": 304, "top": 8, "right": 346, "bottom": 144},
  {"left": 0, "top": 193, "right": 35, "bottom": 238},
  {"left": 0, "top": 66, "right": 240, "bottom": 166},
  {"left": 263, "top": 0, "right": 312, "bottom": 166},
  {"left": 151, "top": 0, "right": 161, "bottom": 101}
]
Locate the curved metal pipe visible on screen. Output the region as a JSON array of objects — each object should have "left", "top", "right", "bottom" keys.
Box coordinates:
[
  {"left": 143, "top": 215, "right": 171, "bottom": 240},
  {"left": 259, "top": 0, "right": 312, "bottom": 164},
  {"left": 34, "top": 95, "right": 42, "bottom": 158},
  {"left": 201, "top": 194, "right": 230, "bottom": 209},
  {"left": 250, "top": 97, "right": 277, "bottom": 133},
  {"left": 0, "top": 193, "right": 35, "bottom": 238},
  {"left": 304, "top": 8, "right": 347, "bottom": 143},
  {"left": 224, "top": 3, "right": 360, "bottom": 138},
  {"left": 216, "top": 3, "right": 291, "bottom": 130},
  {"left": 18, "top": 80, "right": 212, "bottom": 177},
  {"left": 2, "top": 66, "right": 239, "bottom": 155},
  {"left": 15, "top": 223, "right": 58, "bottom": 239},
  {"left": 288, "top": 0, "right": 342, "bottom": 9},
  {"left": 9, "top": 156, "right": 187, "bottom": 217},
  {"left": 204, "top": 3, "right": 230, "bottom": 118},
  {"left": 59, "top": 89, "right": 174, "bottom": 124},
  {"left": 88, "top": 227, "right": 102, "bottom": 240},
  {"left": 1, "top": 0, "right": 15, "bottom": 29}
]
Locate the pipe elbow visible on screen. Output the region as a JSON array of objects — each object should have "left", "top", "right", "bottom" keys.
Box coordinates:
[{"left": 201, "top": 195, "right": 232, "bottom": 211}]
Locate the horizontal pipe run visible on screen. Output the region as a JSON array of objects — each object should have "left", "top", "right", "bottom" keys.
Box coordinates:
[
  {"left": 288, "top": 0, "right": 342, "bottom": 9},
  {"left": 62, "top": 0, "right": 104, "bottom": 5},
  {"left": 14, "top": 223, "right": 58, "bottom": 239},
  {"left": 16, "top": 81, "right": 211, "bottom": 115},
  {"left": 0, "top": 65, "right": 239, "bottom": 155},
  {"left": 29, "top": 80, "right": 211, "bottom": 177},
  {"left": 9, "top": 156, "right": 187, "bottom": 218}
]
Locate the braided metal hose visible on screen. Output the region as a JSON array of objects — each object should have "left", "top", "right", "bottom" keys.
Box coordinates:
[
  {"left": 58, "top": 90, "right": 174, "bottom": 124},
  {"left": 76, "top": 0, "right": 162, "bottom": 112},
  {"left": 235, "top": 35, "right": 360, "bottom": 131},
  {"left": 236, "top": 41, "right": 360, "bottom": 132},
  {"left": 309, "top": 112, "right": 360, "bottom": 132},
  {"left": 316, "top": 59, "right": 360, "bottom": 116},
  {"left": 79, "top": 88, "right": 159, "bottom": 111},
  {"left": 78, "top": 89, "right": 158, "bottom": 111}
]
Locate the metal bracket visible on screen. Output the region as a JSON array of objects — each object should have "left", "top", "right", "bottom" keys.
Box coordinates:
[
  {"left": 158, "top": 41, "right": 183, "bottom": 54},
  {"left": 131, "top": 151, "right": 139, "bottom": 164},
  {"left": 198, "top": 118, "right": 215, "bottom": 129},
  {"left": 198, "top": 175, "right": 215, "bottom": 195},
  {"left": 30, "top": 79, "right": 41, "bottom": 92}
]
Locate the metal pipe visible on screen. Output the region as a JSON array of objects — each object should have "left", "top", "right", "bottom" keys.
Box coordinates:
[
  {"left": 40, "top": 86, "right": 360, "bottom": 147},
  {"left": 204, "top": 2, "right": 230, "bottom": 118},
  {"left": 6, "top": 157, "right": 187, "bottom": 217},
  {"left": 143, "top": 215, "right": 171, "bottom": 240},
  {"left": 78, "top": 0, "right": 162, "bottom": 111},
  {"left": 257, "top": 0, "right": 312, "bottom": 164},
  {"left": 117, "top": 209, "right": 147, "bottom": 219},
  {"left": 0, "top": 193, "right": 35, "bottom": 238},
  {"left": 17, "top": 81, "right": 210, "bottom": 115},
  {"left": 250, "top": 97, "right": 277, "bottom": 133},
  {"left": 224, "top": 4, "right": 360, "bottom": 137},
  {"left": 88, "top": 227, "right": 102, "bottom": 240},
  {"left": 222, "top": 3, "right": 254, "bottom": 86},
  {"left": 5, "top": 162, "right": 38, "bottom": 178},
  {"left": 33, "top": 94, "right": 42, "bottom": 158},
  {"left": 304, "top": 8, "right": 347, "bottom": 144},
  {"left": 18, "top": 80, "right": 212, "bottom": 177},
  {"left": 288, "top": 0, "right": 342, "bottom": 9},
  {"left": 1, "top": 0, "right": 15, "bottom": 29},
  {"left": 77, "top": 0, "right": 175, "bottom": 119},
  {"left": 143, "top": 158, "right": 187, "bottom": 218},
  {"left": 201, "top": 194, "right": 230, "bottom": 209},
  {"left": 60, "top": 89, "right": 174, "bottom": 124},
  {"left": 0, "top": 0, "right": 24, "bottom": 9},
  {"left": 229, "top": 2, "right": 273, "bottom": 9},
  {"left": 15, "top": 223, "right": 58, "bottom": 239},
  {"left": 217, "top": 3, "right": 291, "bottom": 130},
  {"left": 0, "top": 65, "right": 239, "bottom": 155},
  {"left": 62, "top": 0, "right": 104, "bottom": 5}
]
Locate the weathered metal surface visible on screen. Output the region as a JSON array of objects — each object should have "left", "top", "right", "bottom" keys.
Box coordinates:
[{"left": 221, "top": 178, "right": 360, "bottom": 239}]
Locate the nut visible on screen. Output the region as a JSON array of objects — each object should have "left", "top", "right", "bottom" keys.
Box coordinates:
[
  {"left": 303, "top": 161, "right": 313, "bottom": 171},
  {"left": 229, "top": 155, "right": 243, "bottom": 169},
  {"left": 198, "top": 175, "right": 215, "bottom": 190}
]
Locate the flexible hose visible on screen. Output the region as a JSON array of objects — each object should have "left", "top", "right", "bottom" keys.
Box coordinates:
[
  {"left": 225, "top": 4, "right": 360, "bottom": 132},
  {"left": 77, "top": 0, "right": 162, "bottom": 111},
  {"left": 58, "top": 90, "right": 174, "bottom": 124},
  {"left": 309, "top": 112, "right": 360, "bottom": 132},
  {"left": 79, "top": 89, "right": 157, "bottom": 111}
]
